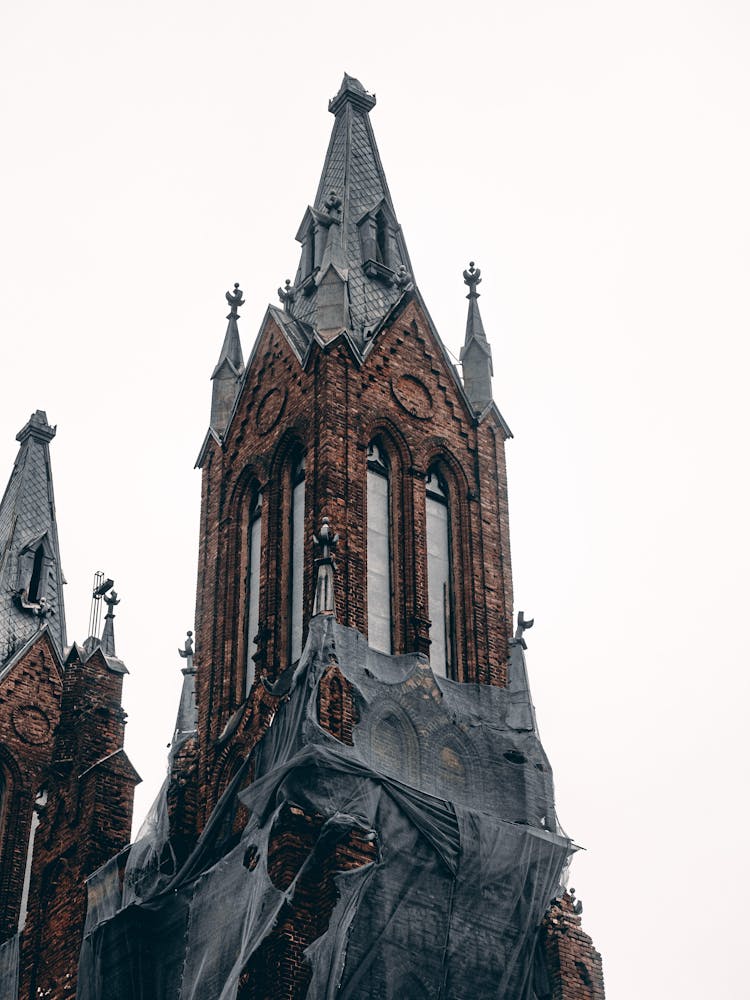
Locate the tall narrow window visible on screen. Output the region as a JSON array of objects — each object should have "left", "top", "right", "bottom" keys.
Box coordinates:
[
  {"left": 290, "top": 455, "right": 306, "bottom": 663},
  {"left": 18, "top": 789, "right": 47, "bottom": 932},
  {"left": 245, "top": 492, "right": 262, "bottom": 695},
  {"left": 425, "top": 469, "right": 453, "bottom": 678},
  {"left": 367, "top": 442, "right": 392, "bottom": 653}
]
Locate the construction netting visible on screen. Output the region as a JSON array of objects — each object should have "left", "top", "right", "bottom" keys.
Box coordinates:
[{"left": 77, "top": 615, "right": 572, "bottom": 999}]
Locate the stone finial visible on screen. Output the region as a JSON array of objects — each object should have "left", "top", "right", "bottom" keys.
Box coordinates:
[
  {"left": 101, "top": 587, "right": 120, "bottom": 656},
  {"left": 312, "top": 517, "right": 339, "bottom": 616},
  {"left": 174, "top": 630, "right": 198, "bottom": 741},
  {"left": 514, "top": 611, "right": 534, "bottom": 650},
  {"left": 178, "top": 630, "right": 194, "bottom": 670},
  {"left": 278, "top": 279, "right": 296, "bottom": 310},
  {"left": 395, "top": 264, "right": 412, "bottom": 289},
  {"left": 463, "top": 261, "right": 482, "bottom": 298},
  {"left": 569, "top": 888, "right": 584, "bottom": 915},
  {"left": 460, "top": 260, "right": 493, "bottom": 412},
  {"left": 225, "top": 282, "right": 245, "bottom": 319},
  {"left": 324, "top": 189, "right": 342, "bottom": 219}
]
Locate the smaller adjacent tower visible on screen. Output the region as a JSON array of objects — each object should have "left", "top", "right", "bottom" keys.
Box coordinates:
[
  {"left": 0, "top": 414, "right": 139, "bottom": 1000},
  {"left": 460, "top": 262, "right": 494, "bottom": 413},
  {"left": 0, "top": 410, "right": 66, "bottom": 663}
]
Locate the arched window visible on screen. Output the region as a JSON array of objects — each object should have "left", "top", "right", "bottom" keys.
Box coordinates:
[
  {"left": 245, "top": 491, "right": 262, "bottom": 695},
  {"left": 289, "top": 454, "right": 306, "bottom": 663},
  {"left": 367, "top": 442, "right": 392, "bottom": 654},
  {"left": 425, "top": 468, "right": 454, "bottom": 678}
]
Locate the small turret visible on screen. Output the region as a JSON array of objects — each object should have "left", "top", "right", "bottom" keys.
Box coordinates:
[
  {"left": 210, "top": 283, "right": 245, "bottom": 433},
  {"left": 100, "top": 589, "right": 119, "bottom": 656},
  {"left": 174, "top": 630, "right": 198, "bottom": 745},
  {"left": 459, "top": 262, "right": 494, "bottom": 412}
]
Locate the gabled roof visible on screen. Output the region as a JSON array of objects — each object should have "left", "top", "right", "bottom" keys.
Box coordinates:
[
  {"left": 0, "top": 622, "right": 64, "bottom": 687},
  {"left": 0, "top": 411, "right": 67, "bottom": 666}
]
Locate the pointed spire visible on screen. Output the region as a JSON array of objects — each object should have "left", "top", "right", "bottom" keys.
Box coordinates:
[
  {"left": 173, "top": 630, "right": 198, "bottom": 746},
  {"left": 210, "top": 283, "right": 245, "bottom": 433},
  {"left": 101, "top": 589, "right": 119, "bottom": 656},
  {"left": 283, "top": 75, "right": 415, "bottom": 346},
  {"left": 0, "top": 411, "right": 67, "bottom": 664},
  {"left": 459, "top": 262, "right": 494, "bottom": 412}
]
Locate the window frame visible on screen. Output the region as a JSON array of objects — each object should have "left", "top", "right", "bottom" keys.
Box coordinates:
[
  {"left": 366, "top": 440, "right": 393, "bottom": 654},
  {"left": 425, "top": 465, "right": 456, "bottom": 679}
]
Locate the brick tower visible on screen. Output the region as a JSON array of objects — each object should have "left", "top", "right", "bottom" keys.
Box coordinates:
[
  {"left": 0, "top": 412, "right": 139, "bottom": 999},
  {"left": 54, "top": 74, "right": 604, "bottom": 999}
]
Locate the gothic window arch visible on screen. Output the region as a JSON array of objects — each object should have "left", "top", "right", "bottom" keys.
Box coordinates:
[
  {"left": 425, "top": 465, "right": 454, "bottom": 678},
  {"left": 367, "top": 440, "right": 392, "bottom": 654},
  {"left": 244, "top": 489, "right": 263, "bottom": 695},
  {"left": 369, "top": 701, "right": 420, "bottom": 787}
]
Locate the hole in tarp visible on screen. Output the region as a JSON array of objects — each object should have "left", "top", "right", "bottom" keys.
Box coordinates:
[
  {"left": 244, "top": 844, "right": 259, "bottom": 871},
  {"left": 504, "top": 750, "right": 527, "bottom": 765}
]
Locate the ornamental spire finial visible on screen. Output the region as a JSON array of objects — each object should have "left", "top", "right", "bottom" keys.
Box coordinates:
[
  {"left": 225, "top": 282, "right": 245, "bottom": 320},
  {"left": 463, "top": 261, "right": 481, "bottom": 299},
  {"left": 312, "top": 516, "right": 339, "bottom": 616}
]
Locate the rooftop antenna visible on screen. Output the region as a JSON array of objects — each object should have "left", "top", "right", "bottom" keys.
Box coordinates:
[{"left": 88, "top": 571, "right": 114, "bottom": 639}]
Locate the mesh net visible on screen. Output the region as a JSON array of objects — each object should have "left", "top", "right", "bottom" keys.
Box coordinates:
[{"left": 78, "top": 616, "right": 571, "bottom": 999}]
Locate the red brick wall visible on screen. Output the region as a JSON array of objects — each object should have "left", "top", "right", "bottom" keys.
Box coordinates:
[
  {"left": 542, "top": 891, "right": 606, "bottom": 999},
  {"left": 194, "top": 295, "right": 514, "bottom": 818},
  {"left": 0, "top": 634, "right": 137, "bottom": 1000}
]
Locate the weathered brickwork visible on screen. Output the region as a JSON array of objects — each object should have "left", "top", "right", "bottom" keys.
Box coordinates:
[
  {"left": 542, "top": 892, "right": 606, "bottom": 1000},
  {"left": 0, "top": 632, "right": 138, "bottom": 999},
  {"left": 237, "top": 805, "right": 377, "bottom": 1000},
  {"left": 194, "top": 297, "right": 515, "bottom": 822},
  {"left": 1, "top": 77, "right": 605, "bottom": 1000}
]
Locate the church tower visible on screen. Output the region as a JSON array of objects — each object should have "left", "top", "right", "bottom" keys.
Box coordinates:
[
  {"left": 0, "top": 413, "right": 138, "bottom": 999},
  {"left": 75, "top": 75, "right": 605, "bottom": 1000}
]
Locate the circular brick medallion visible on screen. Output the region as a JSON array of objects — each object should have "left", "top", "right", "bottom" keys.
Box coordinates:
[
  {"left": 255, "top": 387, "right": 287, "bottom": 435},
  {"left": 12, "top": 705, "right": 51, "bottom": 745},
  {"left": 391, "top": 374, "right": 433, "bottom": 420}
]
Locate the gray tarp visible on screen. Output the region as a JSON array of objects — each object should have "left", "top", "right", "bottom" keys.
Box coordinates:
[{"left": 78, "top": 616, "right": 571, "bottom": 999}]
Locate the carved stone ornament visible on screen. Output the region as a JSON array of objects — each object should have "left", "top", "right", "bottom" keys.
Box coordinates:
[
  {"left": 255, "top": 387, "right": 287, "bottom": 435},
  {"left": 12, "top": 704, "right": 52, "bottom": 745},
  {"left": 391, "top": 374, "right": 434, "bottom": 420}
]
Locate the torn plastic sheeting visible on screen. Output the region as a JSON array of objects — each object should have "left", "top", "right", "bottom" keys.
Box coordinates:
[
  {"left": 0, "top": 932, "right": 19, "bottom": 1000},
  {"left": 78, "top": 616, "right": 573, "bottom": 999}
]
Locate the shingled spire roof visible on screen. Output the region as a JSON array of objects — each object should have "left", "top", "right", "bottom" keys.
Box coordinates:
[
  {"left": 459, "top": 262, "right": 494, "bottom": 412},
  {"left": 0, "top": 411, "right": 67, "bottom": 665},
  {"left": 211, "top": 283, "right": 246, "bottom": 433},
  {"left": 283, "top": 74, "right": 414, "bottom": 348}
]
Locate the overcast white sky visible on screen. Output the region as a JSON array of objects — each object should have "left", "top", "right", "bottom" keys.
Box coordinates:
[{"left": 1, "top": 1, "right": 748, "bottom": 996}]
